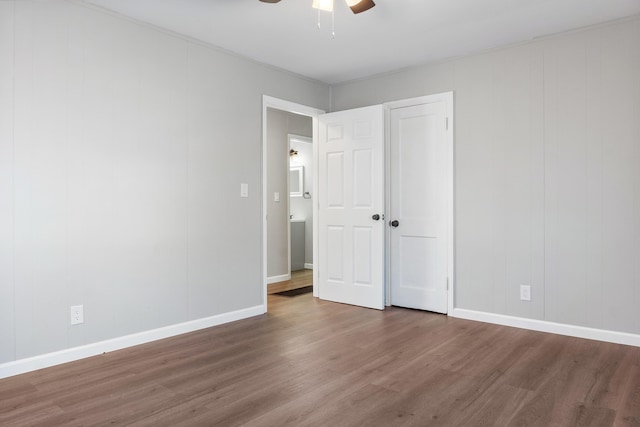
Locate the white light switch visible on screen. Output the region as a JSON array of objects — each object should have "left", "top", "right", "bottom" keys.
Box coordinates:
[
  {"left": 274, "top": 192, "right": 280, "bottom": 202},
  {"left": 240, "top": 183, "right": 248, "bottom": 198}
]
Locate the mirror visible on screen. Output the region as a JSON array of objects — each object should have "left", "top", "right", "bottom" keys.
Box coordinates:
[{"left": 290, "top": 165, "right": 304, "bottom": 197}]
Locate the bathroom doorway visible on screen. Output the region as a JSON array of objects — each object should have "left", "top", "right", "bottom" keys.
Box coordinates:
[{"left": 288, "top": 134, "right": 313, "bottom": 270}]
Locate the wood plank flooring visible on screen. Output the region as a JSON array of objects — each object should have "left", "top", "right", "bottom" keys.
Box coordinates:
[
  {"left": 267, "top": 269, "right": 313, "bottom": 294},
  {"left": 1, "top": 293, "right": 640, "bottom": 426}
]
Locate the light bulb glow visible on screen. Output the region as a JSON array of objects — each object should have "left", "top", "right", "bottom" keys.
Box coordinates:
[{"left": 312, "top": 0, "right": 334, "bottom": 12}]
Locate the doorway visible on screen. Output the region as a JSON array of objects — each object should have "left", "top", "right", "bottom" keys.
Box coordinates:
[
  {"left": 289, "top": 134, "right": 313, "bottom": 271},
  {"left": 262, "top": 96, "right": 324, "bottom": 310}
]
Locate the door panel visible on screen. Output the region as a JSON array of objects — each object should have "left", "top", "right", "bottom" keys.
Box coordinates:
[
  {"left": 353, "top": 149, "right": 373, "bottom": 208},
  {"left": 327, "top": 153, "right": 345, "bottom": 207},
  {"left": 353, "top": 226, "right": 373, "bottom": 285},
  {"left": 390, "top": 102, "right": 448, "bottom": 313},
  {"left": 327, "top": 226, "right": 344, "bottom": 281},
  {"left": 318, "top": 105, "right": 385, "bottom": 310}
]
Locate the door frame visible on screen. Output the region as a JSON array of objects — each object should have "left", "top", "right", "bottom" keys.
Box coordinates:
[
  {"left": 262, "top": 96, "right": 324, "bottom": 310},
  {"left": 384, "top": 93, "right": 455, "bottom": 314}
]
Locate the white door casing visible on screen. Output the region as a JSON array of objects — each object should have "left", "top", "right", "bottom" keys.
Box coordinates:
[
  {"left": 389, "top": 98, "right": 450, "bottom": 313},
  {"left": 262, "top": 96, "right": 325, "bottom": 309},
  {"left": 318, "top": 105, "right": 385, "bottom": 310}
]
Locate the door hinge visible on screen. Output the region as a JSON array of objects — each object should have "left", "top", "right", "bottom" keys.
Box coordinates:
[
  {"left": 446, "top": 277, "right": 449, "bottom": 290},
  {"left": 445, "top": 117, "right": 449, "bottom": 130}
]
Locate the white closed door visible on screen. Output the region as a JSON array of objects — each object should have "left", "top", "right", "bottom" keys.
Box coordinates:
[
  {"left": 318, "top": 105, "right": 385, "bottom": 310},
  {"left": 390, "top": 102, "right": 448, "bottom": 313}
]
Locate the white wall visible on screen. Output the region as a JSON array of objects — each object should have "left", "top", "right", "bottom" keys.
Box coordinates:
[
  {"left": 332, "top": 17, "right": 640, "bottom": 335},
  {"left": 0, "top": 0, "right": 328, "bottom": 365},
  {"left": 266, "top": 109, "right": 312, "bottom": 278}
]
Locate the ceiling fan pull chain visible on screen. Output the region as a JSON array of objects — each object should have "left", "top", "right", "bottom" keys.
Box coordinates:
[{"left": 332, "top": 8, "right": 335, "bottom": 38}]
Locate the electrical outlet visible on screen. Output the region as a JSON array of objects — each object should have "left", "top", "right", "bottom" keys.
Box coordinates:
[
  {"left": 520, "top": 285, "right": 531, "bottom": 301},
  {"left": 70, "top": 305, "right": 84, "bottom": 325}
]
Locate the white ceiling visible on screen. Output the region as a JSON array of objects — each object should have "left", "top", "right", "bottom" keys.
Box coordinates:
[{"left": 84, "top": 0, "right": 640, "bottom": 84}]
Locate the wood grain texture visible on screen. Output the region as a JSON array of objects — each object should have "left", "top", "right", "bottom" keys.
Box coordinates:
[
  {"left": 267, "top": 269, "right": 312, "bottom": 294},
  {"left": 1, "top": 294, "right": 639, "bottom": 426}
]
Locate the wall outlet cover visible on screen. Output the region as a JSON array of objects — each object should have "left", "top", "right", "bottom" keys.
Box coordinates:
[
  {"left": 520, "top": 285, "right": 531, "bottom": 301},
  {"left": 70, "top": 305, "right": 84, "bottom": 325}
]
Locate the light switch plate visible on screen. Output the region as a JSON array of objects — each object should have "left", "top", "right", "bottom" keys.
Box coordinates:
[
  {"left": 240, "top": 183, "right": 248, "bottom": 198},
  {"left": 274, "top": 192, "right": 280, "bottom": 202},
  {"left": 520, "top": 285, "right": 531, "bottom": 301}
]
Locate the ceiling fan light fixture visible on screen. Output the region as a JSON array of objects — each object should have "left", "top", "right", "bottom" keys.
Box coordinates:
[
  {"left": 312, "top": 0, "right": 334, "bottom": 12},
  {"left": 345, "top": 0, "right": 375, "bottom": 14}
]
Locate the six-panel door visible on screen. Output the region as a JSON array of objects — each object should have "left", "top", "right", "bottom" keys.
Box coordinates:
[{"left": 318, "top": 105, "right": 385, "bottom": 310}]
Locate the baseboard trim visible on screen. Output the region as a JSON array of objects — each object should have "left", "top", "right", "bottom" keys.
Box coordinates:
[
  {"left": 0, "top": 304, "right": 265, "bottom": 379},
  {"left": 267, "top": 274, "right": 290, "bottom": 284},
  {"left": 304, "top": 263, "right": 313, "bottom": 270},
  {"left": 450, "top": 308, "right": 640, "bottom": 347}
]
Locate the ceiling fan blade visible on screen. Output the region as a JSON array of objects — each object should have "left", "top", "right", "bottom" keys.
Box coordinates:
[
  {"left": 347, "top": 0, "right": 375, "bottom": 14},
  {"left": 259, "top": 0, "right": 281, "bottom": 3}
]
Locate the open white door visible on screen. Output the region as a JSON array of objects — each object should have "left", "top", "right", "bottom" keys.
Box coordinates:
[
  {"left": 389, "top": 100, "right": 449, "bottom": 313},
  {"left": 318, "top": 105, "right": 385, "bottom": 310}
]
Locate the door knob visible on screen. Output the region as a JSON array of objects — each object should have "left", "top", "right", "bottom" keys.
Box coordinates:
[
  {"left": 390, "top": 220, "right": 399, "bottom": 228},
  {"left": 372, "top": 214, "right": 381, "bottom": 221}
]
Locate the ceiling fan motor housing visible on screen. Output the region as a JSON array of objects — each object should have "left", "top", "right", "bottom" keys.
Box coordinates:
[{"left": 259, "top": 0, "right": 376, "bottom": 14}]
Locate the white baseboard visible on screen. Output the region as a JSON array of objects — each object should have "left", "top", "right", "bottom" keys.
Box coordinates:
[
  {"left": 304, "top": 263, "right": 313, "bottom": 270},
  {"left": 0, "top": 304, "right": 265, "bottom": 379},
  {"left": 450, "top": 308, "right": 640, "bottom": 347},
  {"left": 267, "top": 273, "right": 290, "bottom": 284}
]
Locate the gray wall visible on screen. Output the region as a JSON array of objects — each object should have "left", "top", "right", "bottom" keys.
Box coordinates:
[
  {"left": 0, "top": 0, "right": 328, "bottom": 363},
  {"left": 266, "top": 109, "right": 312, "bottom": 278},
  {"left": 332, "top": 17, "right": 640, "bottom": 334},
  {"left": 0, "top": 0, "right": 15, "bottom": 365},
  {"left": 2, "top": 0, "right": 638, "bottom": 367}
]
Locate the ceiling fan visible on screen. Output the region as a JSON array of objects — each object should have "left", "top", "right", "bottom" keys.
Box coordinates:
[{"left": 259, "top": 0, "right": 376, "bottom": 15}]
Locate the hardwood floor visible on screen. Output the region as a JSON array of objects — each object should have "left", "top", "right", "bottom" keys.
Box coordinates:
[
  {"left": 1, "top": 293, "right": 640, "bottom": 426},
  {"left": 267, "top": 269, "right": 313, "bottom": 294}
]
